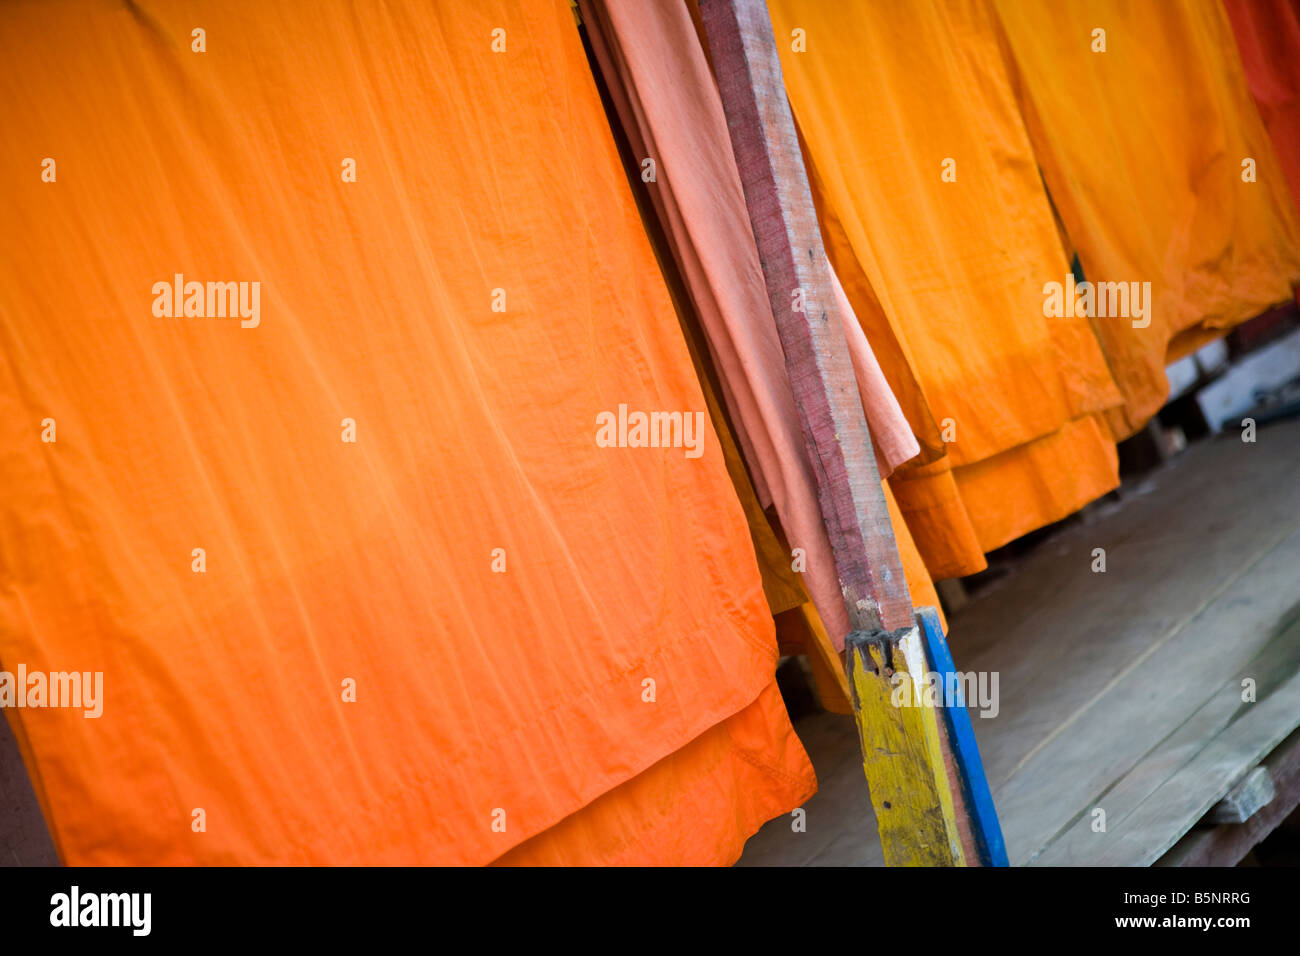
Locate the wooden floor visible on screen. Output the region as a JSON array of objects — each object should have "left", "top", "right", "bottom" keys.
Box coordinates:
[
  {"left": 740, "top": 417, "right": 1300, "bottom": 866},
  {"left": 0, "top": 713, "right": 56, "bottom": 865}
]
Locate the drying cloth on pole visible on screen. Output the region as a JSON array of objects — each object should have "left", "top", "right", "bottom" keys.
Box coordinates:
[
  {"left": 0, "top": 0, "right": 811, "bottom": 865},
  {"left": 578, "top": 0, "right": 922, "bottom": 653},
  {"left": 767, "top": 0, "right": 1124, "bottom": 579}
]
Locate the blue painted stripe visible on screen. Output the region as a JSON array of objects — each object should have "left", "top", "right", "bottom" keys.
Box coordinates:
[{"left": 917, "top": 605, "right": 1010, "bottom": 867}]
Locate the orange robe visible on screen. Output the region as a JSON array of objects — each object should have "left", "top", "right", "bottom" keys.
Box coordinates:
[
  {"left": 768, "top": 0, "right": 1125, "bottom": 580},
  {"left": 994, "top": 0, "right": 1300, "bottom": 437},
  {"left": 0, "top": 0, "right": 811, "bottom": 865},
  {"left": 1223, "top": 0, "right": 1300, "bottom": 219}
]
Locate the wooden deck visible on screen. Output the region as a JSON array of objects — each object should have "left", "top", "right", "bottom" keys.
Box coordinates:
[{"left": 740, "top": 416, "right": 1300, "bottom": 866}]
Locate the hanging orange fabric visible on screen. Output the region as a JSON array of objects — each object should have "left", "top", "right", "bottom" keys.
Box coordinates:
[
  {"left": 496, "top": 678, "right": 810, "bottom": 864},
  {"left": 0, "top": 0, "right": 810, "bottom": 865},
  {"left": 768, "top": 0, "right": 1124, "bottom": 580},
  {"left": 1223, "top": 0, "right": 1300, "bottom": 219},
  {"left": 994, "top": 0, "right": 1300, "bottom": 437}
]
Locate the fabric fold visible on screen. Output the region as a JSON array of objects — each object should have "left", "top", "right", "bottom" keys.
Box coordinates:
[
  {"left": 578, "top": 0, "right": 922, "bottom": 651},
  {"left": 768, "top": 0, "right": 1125, "bottom": 582},
  {"left": 993, "top": 0, "right": 1300, "bottom": 437},
  {"left": 0, "top": 0, "right": 810, "bottom": 865}
]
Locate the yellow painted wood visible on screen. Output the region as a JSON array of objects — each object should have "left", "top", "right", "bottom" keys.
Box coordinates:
[{"left": 849, "top": 627, "right": 965, "bottom": 866}]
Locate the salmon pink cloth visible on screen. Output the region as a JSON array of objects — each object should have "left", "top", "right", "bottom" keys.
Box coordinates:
[{"left": 580, "top": 0, "right": 920, "bottom": 649}]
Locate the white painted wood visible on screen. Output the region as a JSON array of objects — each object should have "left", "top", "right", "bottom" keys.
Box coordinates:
[
  {"left": 1207, "top": 766, "right": 1275, "bottom": 824},
  {"left": 1196, "top": 327, "right": 1300, "bottom": 431}
]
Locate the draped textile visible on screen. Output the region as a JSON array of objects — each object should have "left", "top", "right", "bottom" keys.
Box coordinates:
[
  {"left": 0, "top": 0, "right": 811, "bottom": 865},
  {"left": 994, "top": 0, "right": 1300, "bottom": 437},
  {"left": 768, "top": 0, "right": 1125, "bottom": 579},
  {"left": 1223, "top": 0, "right": 1300, "bottom": 219},
  {"left": 579, "top": 0, "right": 922, "bottom": 653}
]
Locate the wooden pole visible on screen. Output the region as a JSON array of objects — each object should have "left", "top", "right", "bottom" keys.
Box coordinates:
[{"left": 698, "top": 0, "right": 965, "bottom": 865}]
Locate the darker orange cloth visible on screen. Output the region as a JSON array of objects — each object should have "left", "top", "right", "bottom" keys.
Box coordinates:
[
  {"left": 769, "top": 0, "right": 1124, "bottom": 581},
  {"left": 0, "top": 0, "right": 810, "bottom": 865},
  {"left": 1223, "top": 0, "right": 1300, "bottom": 218},
  {"left": 994, "top": 0, "right": 1300, "bottom": 437}
]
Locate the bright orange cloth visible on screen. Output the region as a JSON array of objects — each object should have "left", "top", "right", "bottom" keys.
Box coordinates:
[
  {"left": 497, "top": 679, "right": 812, "bottom": 865},
  {"left": 994, "top": 0, "right": 1300, "bottom": 437},
  {"left": 768, "top": 0, "right": 1124, "bottom": 580},
  {"left": 0, "top": 0, "right": 810, "bottom": 864}
]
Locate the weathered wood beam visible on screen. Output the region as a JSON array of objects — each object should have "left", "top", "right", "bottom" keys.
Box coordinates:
[
  {"left": 697, "top": 0, "right": 964, "bottom": 865},
  {"left": 919, "top": 606, "right": 1010, "bottom": 866},
  {"left": 697, "top": 0, "right": 911, "bottom": 635}
]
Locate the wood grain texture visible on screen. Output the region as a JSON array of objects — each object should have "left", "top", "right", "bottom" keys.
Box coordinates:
[
  {"left": 1029, "top": 612, "right": 1300, "bottom": 864},
  {"left": 739, "top": 420, "right": 1300, "bottom": 866},
  {"left": 697, "top": 0, "right": 912, "bottom": 635},
  {"left": 1207, "top": 766, "right": 1274, "bottom": 824},
  {"left": 1159, "top": 729, "right": 1300, "bottom": 866},
  {"left": 848, "top": 628, "right": 964, "bottom": 866},
  {"left": 919, "top": 606, "right": 1009, "bottom": 866},
  {"left": 697, "top": 0, "right": 975, "bottom": 867}
]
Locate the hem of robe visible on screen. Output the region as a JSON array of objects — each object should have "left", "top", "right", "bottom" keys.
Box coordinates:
[
  {"left": 891, "top": 414, "right": 1118, "bottom": 580},
  {"left": 954, "top": 414, "right": 1119, "bottom": 554},
  {"left": 16, "top": 584, "right": 783, "bottom": 865},
  {"left": 993, "top": 0, "right": 1300, "bottom": 444},
  {"left": 491, "top": 678, "right": 815, "bottom": 866},
  {"left": 1107, "top": 280, "right": 1300, "bottom": 438}
]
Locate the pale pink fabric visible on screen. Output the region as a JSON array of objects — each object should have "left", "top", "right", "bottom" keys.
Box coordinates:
[
  {"left": 830, "top": 259, "right": 920, "bottom": 472},
  {"left": 579, "top": 0, "right": 918, "bottom": 644}
]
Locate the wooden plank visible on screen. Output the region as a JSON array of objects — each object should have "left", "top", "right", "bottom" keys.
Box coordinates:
[
  {"left": 697, "top": 0, "right": 967, "bottom": 866},
  {"left": 959, "top": 422, "right": 1300, "bottom": 790},
  {"left": 1028, "top": 612, "right": 1300, "bottom": 864},
  {"left": 918, "top": 606, "right": 1008, "bottom": 866},
  {"left": 986, "top": 511, "right": 1300, "bottom": 863},
  {"left": 696, "top": 0, "right": 912, "bottom": 634},
  {"left": 736, "top": 421, "right": 1300, "bottom": 866},
  {"left": 848, "top": 627, "right": 965, "bottom": 866},
  {"left": 1207, "top": 766, "right": 1274, "bottom": 824},
  {"left": 1159, "top": 728, "right": 1300, "bottom": 866},
  {"left": 1088, "top": 662, "right": 1300, "bottom": 866},
  {"left": 1010, "top": 526, "right": 1300, "bottom": 864}
]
